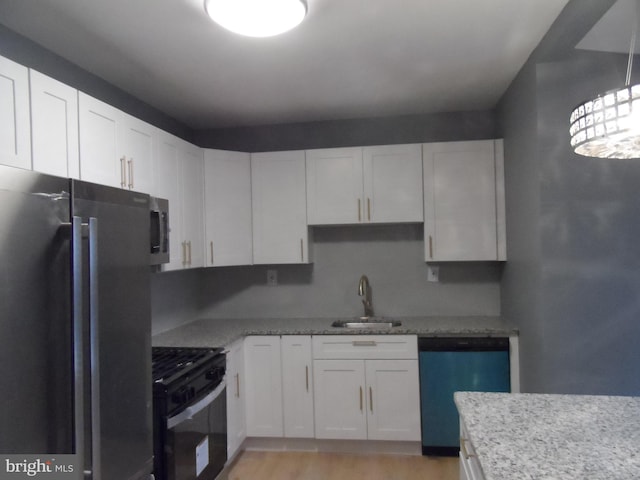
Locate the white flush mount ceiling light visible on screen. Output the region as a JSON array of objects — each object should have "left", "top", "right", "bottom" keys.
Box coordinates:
[
  {"left": 570, "top": 0, "right": 640, "bottom": 159},
  {"left": 204, "top": 0, "right": 307, "bottom": 37}
]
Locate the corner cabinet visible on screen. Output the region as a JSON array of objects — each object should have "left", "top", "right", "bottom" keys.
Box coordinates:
[
  {"left": 244, "top": 336, "right": 284, "bottom": 437},
  {"left": 0, "top": 55, "right": 31, "bottom": 169},
  {"left": 423, "top": 140, "right": 506, "bottom": 261},
  {"left": 203, "top": 149, "right": 253, "bottom": 267},
  {"left": 312, "top": 335, "right": 420, "bottom": 442},
  {"left": 306, "top": 144, "right": 423, "bottom": 225},
  {"left": 251, "top": 151, "right": 311, "bottom": 264}
]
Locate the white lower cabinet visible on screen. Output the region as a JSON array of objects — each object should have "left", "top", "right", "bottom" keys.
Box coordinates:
[
  {"left": 226, "top": 339, "right": 246, "bottom": 460},
  {"left": 281, "top": 335, "right": 315, "bottom": 438},
  {"left": 312, "top": 335, "right": 420, "bottom": 442},
  {"left": 244, "top": 336, "right": 283, "bottom": 437},
  {"left": 459, "top": 420, "right": 485, "bottom": 480}
]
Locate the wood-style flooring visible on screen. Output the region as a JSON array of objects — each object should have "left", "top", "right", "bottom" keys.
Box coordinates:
[{"left": 226, "top": 451, "right": 459, "bottom": 480}]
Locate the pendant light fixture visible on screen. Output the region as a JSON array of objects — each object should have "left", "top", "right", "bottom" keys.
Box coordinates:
[
  {"left": 204, "top": 0, "right": 307, "bottom": 38},
  {"left": 570, "top": 0, "right": 640, "bottom": 159}
]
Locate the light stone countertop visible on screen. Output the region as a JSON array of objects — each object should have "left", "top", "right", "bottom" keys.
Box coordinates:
[
  {"left": 152, "top": 316, "right": 517, "bottom": 348},
  {"left": 454, "top": 391, "right": 640, "bottom": 480}
]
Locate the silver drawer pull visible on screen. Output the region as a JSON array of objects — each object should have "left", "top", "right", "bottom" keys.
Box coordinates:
[{"left": 352, "top": 340, "right": 377, "bottom": 347}]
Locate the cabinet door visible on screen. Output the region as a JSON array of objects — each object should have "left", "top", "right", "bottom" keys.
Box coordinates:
[
  {"left": 306, "top": 147, "right": 363, "bottom": 225},
  {"left": 423, "top": 140, "right": 506, "bottom": 261},
  {"left": 365, "top": 359, "right": 420, "bottom": 441},
  {"left": 0, "top": 55, "right": 31, "bottom": 169},
  {"left": 313, "top": 359, "right": 367, "bottom": 440},
  {"left": 281, "top": 336, "right": 314, "bottom": 438},
  {"left": 180, "top": 141, "right": 204, "bottom": 269},
  {"left": 79, "top": 92, "right": 122, "bottom": 188},
  {"left": 154, "top": 132, "right": 183, "bottom": 271},
  {"left": 251, "top": 151, "right": 310, "bottom": 264},
  {"left": 244, "top": 336, "right": 283, "bottom": 437},
  {"left": 203, "top": 149, "right": 253, "bottom": 267},
  {"left": 226, "top": 340, "right": 246, "bottom": 459},
  {"left": 363, "top": 144, "right": 423, "bottom": 223},
  {"left": 30, "top": 70, "right": 79, "bottom": 178},
  {"left": 119, "top": 113, "right": 155, "bottom": 193}
]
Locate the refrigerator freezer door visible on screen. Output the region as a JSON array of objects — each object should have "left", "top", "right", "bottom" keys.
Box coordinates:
[
  {"left": 72, "top": 180, "right": 153, "bottom": 480},
  {"left": 0, "top": 166, "right": 74, "bottom": 454}
]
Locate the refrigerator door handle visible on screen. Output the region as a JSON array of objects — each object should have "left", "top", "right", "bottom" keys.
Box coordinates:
[
  {"left": 71, "top": 217, "right": 86, "bottom": 476},
  {"left": 72, "top": 217, "right": 102, "bottom": 480},
  {"left": 88, "top": 217, "right": 101, "bottom": 480}
]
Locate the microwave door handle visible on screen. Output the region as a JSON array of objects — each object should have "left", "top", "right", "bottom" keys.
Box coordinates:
[
  {"left": 71, "top": 217, "right": 86, "bottom": 473},
  {"left": 88, "top": 217, "right": 101, "bottom": 480}
]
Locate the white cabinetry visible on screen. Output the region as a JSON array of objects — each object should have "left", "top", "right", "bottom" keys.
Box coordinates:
[
  {"left": 423, "top": 140, "right": 506, "bottom": 261},
  {"left": 79, "top": 92, "right": 154, "bottom": 192},
  {"left": 312, "top": 335, "right": 420, "bottom": 442},
  {"left": 154, "top": 132, "right": 204, "bottom": 270},
  {"left": 459, "top": 419, "right": 485, "bottom": 480},
  {"left": 244, "top": 336, "right": 283, "bottom": 437},
  {"left": 29, "top": 70, "right": 79, "bottom": 178},
  {"left": 203, "top": 149, "right": 253, "bottom": 267},
  {"left": 0, "top": 55, "right": 31, "bottom": 169},
  {"left": 226, "top": 339, "right": 246, "bottom": 460},
  {"left": 281, "top": 335, "right": 314, "bottom": 438},
  {"left": 306, "top": 144, "right": 423, "bottom": 225},
  {"left": 251, "top": 151, "right": 310, "bottom": 264}
]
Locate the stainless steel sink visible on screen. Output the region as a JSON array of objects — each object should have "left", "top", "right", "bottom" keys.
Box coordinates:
[{"left": 331, "top": 319, "right": 401, "bottom": 329}]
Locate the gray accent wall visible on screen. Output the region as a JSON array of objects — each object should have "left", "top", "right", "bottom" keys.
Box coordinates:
[{"left": 499, "top": 0, "right": 640, "bottom": 395}]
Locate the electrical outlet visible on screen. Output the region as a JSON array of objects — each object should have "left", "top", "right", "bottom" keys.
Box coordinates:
[
  {"left": 267, "top": 269, "right": 278, "bottom": 286},
  {"left": 427, "top": 265, "right": 439, "bottom": 282}
]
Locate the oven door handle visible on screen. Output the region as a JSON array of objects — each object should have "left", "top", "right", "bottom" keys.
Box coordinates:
[{"left": 167, "top": 379, "right": 226, "bottom": 429}]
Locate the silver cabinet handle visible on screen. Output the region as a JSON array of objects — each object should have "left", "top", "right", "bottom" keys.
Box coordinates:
[
  {"left": 305, "top": 365, "right": 309, "bottom": 392},
  {"left": 181, "top": 241, "right": 187, "bottom": 267},
  {"left": 188, "top": 240, "right": 192, "bottom": 266},
  {"left": 460, "top": 436, "right": 476, "bottom": 459},
  {"left": 367, "top": 197, "right": 371, "bottom": 221},
  {"left": 300, "top": 238, "right": 304, "bottom": 262},
  {"left": 369, "top": 386, "right": 373, "bottom": 413},
  {"left": 235, "top": 373, "right": 240, "bottom": 398},
  {"left": 359, "top": 386, "right": 363, "bottom": 411},
  {"left": 127, "top": 158, "right": 134, "bottom": 189},
  {"left": 352, "top": 340, "right": 377, "bottom": 347},
  {"left": 210, "top": 241, "right": 214, "bottom": 265},
  {"left": 428, "top": 235, "right": 434, "bottom": 259},
  {"left": 357, "top": 198, "right": 361, "bottom": 222},
  {"left": 120, "top": 156, "right": 126, "bottom": 188}
]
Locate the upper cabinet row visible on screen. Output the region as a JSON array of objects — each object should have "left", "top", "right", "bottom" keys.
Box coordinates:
[{"left": 0, "top": 54, "right": 506, "bottom": 266}]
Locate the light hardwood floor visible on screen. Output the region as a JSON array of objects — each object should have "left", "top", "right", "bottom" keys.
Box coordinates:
[{"left": 226, "top": 451, "right": 459, "bottom": 480}]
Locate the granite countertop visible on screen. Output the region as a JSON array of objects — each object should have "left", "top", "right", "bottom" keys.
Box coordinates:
[
  {"left": 454, "top": 392, "right": 640, "bottom": 480},
  {"left": 152, "top": 316, "right": 517, "bottom": 348}
]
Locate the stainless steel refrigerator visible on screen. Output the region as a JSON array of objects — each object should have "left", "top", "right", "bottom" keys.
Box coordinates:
[{"left": 0, "top": 165, "right": 153, "bottom": 480}]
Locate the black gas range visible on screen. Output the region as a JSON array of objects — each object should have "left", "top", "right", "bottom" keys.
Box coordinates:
[{"left": 152, "top": 346, "right": 227, "bottom": 480}]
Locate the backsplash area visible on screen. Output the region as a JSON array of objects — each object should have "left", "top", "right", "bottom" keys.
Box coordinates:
[{"left": 151, "top": 224, "right": 502, "bottom": 335}]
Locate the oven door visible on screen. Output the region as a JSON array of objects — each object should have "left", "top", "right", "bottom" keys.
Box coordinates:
[{"left": 165, "top": 381, "right": 227, "bottom": 480}]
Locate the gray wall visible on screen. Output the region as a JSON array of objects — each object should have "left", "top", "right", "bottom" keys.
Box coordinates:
[{"left": 499, "top": 0, "right": 640, "bottom": 395}]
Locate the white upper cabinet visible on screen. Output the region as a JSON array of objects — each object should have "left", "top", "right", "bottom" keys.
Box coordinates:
[
  {"left": 0, "top": 55, "right": 31, "bottom": 169},
  {"left": 29, "top": 70, "right": 79, "bottom": 178},
  {"left": 306, "top": 144, "right": 423, "bottom": 225},
  {"left": 251, "top": 150, "right": 310, "bottom": 264},
  {"left": 363, "top": 144, "right": 423, "bottom": 223},
  {"left": 306, "top": 147, "right": 363, "bottom": 225},
  {"left": 79, "top": 92, "right": 155, "bottom": 193},
  {"left": 423, "top": 139, "right": 506, "bottom": 261},
  {"left": 179, "top": 141, "right": 204, "bottom": 269},
  {"left": 203, "top": 149, "right": 253, "bottom": 267},
  {"left": 154, "top": 131, "right": 204, "bottom": 271}
]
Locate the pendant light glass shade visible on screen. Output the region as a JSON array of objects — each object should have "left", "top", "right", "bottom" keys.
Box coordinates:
[
  {"left": 204, "top": 0, "right": 307, "bottom": 37},
  {"left": 570, "top": 84, "right": 640, "bottom": 159}
]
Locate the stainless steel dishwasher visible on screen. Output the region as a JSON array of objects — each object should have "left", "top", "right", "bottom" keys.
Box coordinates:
[{"left": 419, "top": 337, "right": 510, "bottom": 456}]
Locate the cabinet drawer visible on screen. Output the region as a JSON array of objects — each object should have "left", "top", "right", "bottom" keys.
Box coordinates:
[{"left": 312, "top": 335, "right": 417, "bottom": 360}]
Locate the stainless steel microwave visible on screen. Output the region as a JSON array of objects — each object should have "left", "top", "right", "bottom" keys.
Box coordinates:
[{"left": 150, "top": 196, "right": 170, "bottom": 265}]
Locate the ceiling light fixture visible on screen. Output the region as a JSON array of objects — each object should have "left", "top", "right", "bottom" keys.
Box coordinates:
[
  {"left": 204, "top": 0, "right": 307, "bottom": 38},
  {"left": 570, "top": 0, "right": 640, "bottom": 159}
]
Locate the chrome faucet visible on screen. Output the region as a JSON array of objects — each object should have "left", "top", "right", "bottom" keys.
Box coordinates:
[{"left": 358, "top": 275, "right": 374, "bottom": 319}]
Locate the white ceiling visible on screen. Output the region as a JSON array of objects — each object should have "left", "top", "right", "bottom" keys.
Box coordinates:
[{"left": 0, "top": 0, "right": 570, "bottom": 129}]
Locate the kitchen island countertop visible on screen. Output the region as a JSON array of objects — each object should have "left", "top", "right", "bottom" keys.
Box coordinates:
[
  {"left": 152, "top": 316, "right": 516, "bottom": 348},
  {"left": 454, "top": 391, "right": 640, "bottom": 480}
]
